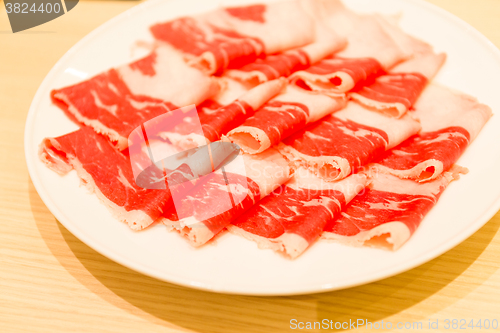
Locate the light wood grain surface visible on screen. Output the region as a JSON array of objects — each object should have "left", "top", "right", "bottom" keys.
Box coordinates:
[{"left": 1, "top": 1, "right": 500, "bottom": 332}]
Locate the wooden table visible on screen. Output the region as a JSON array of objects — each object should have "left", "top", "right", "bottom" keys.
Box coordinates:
[{"left": 1, "top": 1, "right": 500, "bottom": 332}]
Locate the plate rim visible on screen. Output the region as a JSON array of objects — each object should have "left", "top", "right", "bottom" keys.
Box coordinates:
[{"left": 25, "top": 0, "right": 500, "bottom": 296}]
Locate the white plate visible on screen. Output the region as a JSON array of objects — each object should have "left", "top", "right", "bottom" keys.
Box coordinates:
[{"left": 25, "top": 0, "right": 500, "bottom": 295}]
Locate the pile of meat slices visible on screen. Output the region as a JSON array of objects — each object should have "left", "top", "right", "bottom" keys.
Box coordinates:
[{"left": 39, "top": 0, "right": 492, "bottom": 259}]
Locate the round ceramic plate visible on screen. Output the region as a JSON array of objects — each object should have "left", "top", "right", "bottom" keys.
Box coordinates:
[{"left": 25, "top": 0, "right": 500, "bottom": 295}]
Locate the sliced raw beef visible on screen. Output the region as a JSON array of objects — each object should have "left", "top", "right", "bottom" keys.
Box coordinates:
[
  {"left": 159, "top": 79, "right": 287, "bottom": 150},
  {"left": 162, "top": 148, "right": 293, "bottom": 246},
  {"left": 52, "top": 70, "right": 177, "bottom": 150},
  {"left": 225, "top": 85, "right": 347, "bottom": 154},
  {"left": 228, "top": 168, "right": 368, "bottom": 258},
  {"left": 150, "top": 1, "right": 316, "bottom": 74},
  {"left": 209, "top": 77, "right": 255, "bottom": 106},
  {"left": 221, "top": 2, "right": 315, "bottom": 54},
  {"left": 151, "top": 16, "right": 264, "bottom": 75},
  {"left": 372, "top": 14, "right": 434, "bottom": 58},
  {"left": 196, "top": 76, "right": 259, "bottom": 117},
  {"left": 290, "top": 56, "right": 386, "bottom": 97},
  {"left": 351, "top": 52, "right": 446, "bottom": 117},
  {"left": 51, "top": 46, "right": 220, "bottom": 150},
  {"left": 39, "top": 127, "right": 239, "bottom": 230},
  {"left": 225, "top": 25, "right": 346, "bottom": 84},
  {"left": 117, "top": 45, "right": 221, "bottom": 106},
  {"left": 38, "top": 127, "right": 186, "bottom": 230},
  {"left": 322, "top": 169, "right": 457, "bottom": 250},
  {"left": 289, "top": 1, "right": 432, "bottom": 96},
  {"left": 277, "top": 101, "right": 421, "bottom": 181},
  {"left": 374, "top": 84, "right": 492, "bottom": 182},
  {"left": 289, "top": 14, "right": 405, "bottom": 95},
  {"left": 316, "top": 0, "right": 432, "bottom": 61},
  {"left": 225, "top": 48, "right": 311, "bottom": 84}
]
